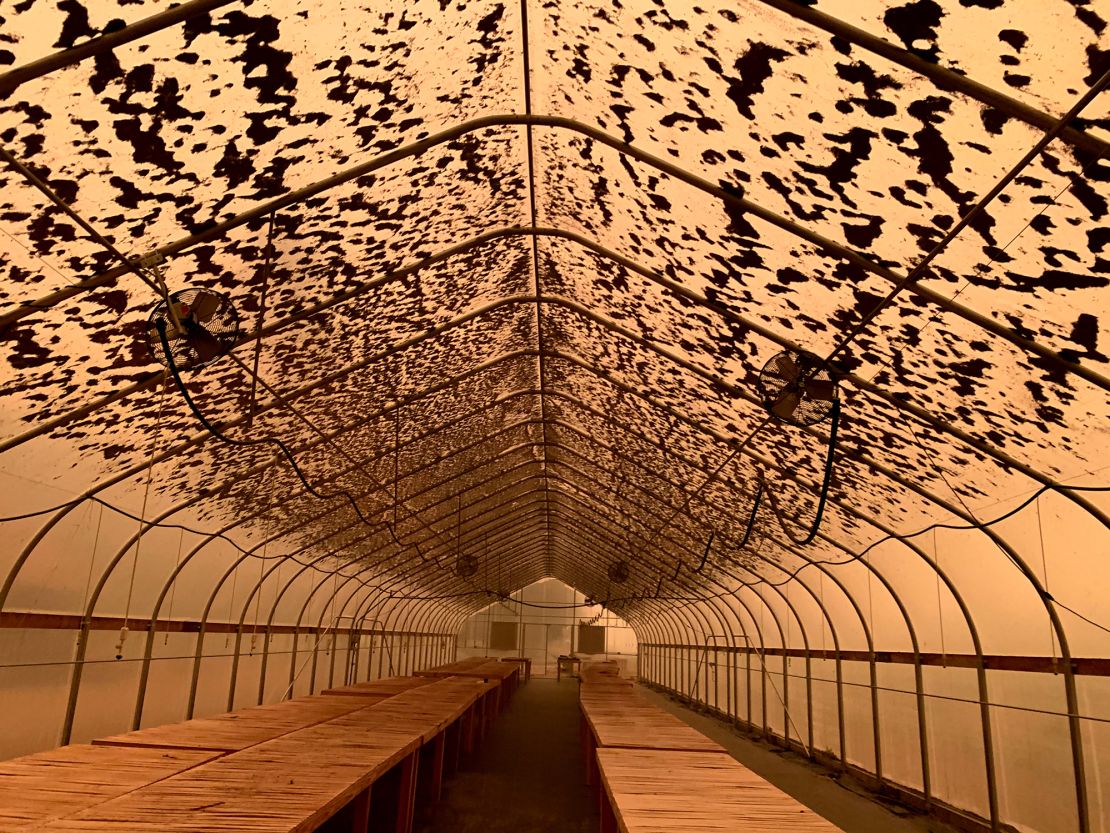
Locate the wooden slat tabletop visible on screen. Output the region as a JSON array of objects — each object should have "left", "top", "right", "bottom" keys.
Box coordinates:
[
  {"left": 0, "top": 744, "right": 219, "bottom": 832},
  {"left": 580, "top": 661, "right": 623, "bottom": 683},
  {"left": 367, "top": 677, "right": 495, "bottom": 741},
  {"left": 321, "top": 676, "right": 436, "bottom": 697},
  {"left": 93, "top": 694, "right": 376, "bottom": 754},
  {"left": 598, "top": 748, "right": 845, "bottom": 832},
  {"left": 416, "top": 657, "right": 490, "bottom": 675},
  {"left": 580, "top": 678, "right": 636, "bottom": 693},
  {"left": 35, "top": 715, "right": 420, "bottom": 833},
  {"left": 581, "top": 695, "right": 726, "bottom": 754},
  {"left": 415, "top": 661, "right": 516, "bottom": 681},
  {"left": 33, "top": 676, "right": 498, "bottom": 832}
]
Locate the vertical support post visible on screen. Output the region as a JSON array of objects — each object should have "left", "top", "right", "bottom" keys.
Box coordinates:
[
  {"left": 599, "top": 778, "right": 618, "bottom": 833},
  {"left": 395, "top": 751, "right": 418, "bottom": 833},
  {"left": 349, "top": 787, "right": 371, "bottom": 833}
]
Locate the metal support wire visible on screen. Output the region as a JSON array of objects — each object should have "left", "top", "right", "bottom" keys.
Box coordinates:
[
  {"left": 3, "top": 226, "right": 1106, "bottom": 550},
  {"left": 247, "top": 212, "right": 276, "bottom": 429},
  {"left": 0, "top": 145, "right": 164, "bottom": 297},
  {"left": 155, "top": 318, "right": 389, "bottom": 537},
  {"left": 815, "top": 64, "right": 1110, "bottom": 375},
  {"left": 6, "top": 117, "right": 1110, "bottom": 397}
]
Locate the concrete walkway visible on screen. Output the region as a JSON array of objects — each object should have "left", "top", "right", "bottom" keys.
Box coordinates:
[
  {"left": 416, "top": 675, "right": 959, "bottom": 833},
  {"left": 415, "top": 677, "right": 597, "bottom": 833}
]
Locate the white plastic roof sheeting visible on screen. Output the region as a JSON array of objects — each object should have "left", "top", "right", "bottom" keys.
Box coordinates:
[{"left": 0, "top": 2, "right": 1109, "bottom": 831}]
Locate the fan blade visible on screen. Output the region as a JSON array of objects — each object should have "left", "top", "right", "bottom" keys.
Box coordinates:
[
  {"left": 804, "top": 378, "right": 837, "bottom": 401},
  {"left": 771, "top": 391, "right": 801, "bottom": 420},
  {"left": 189, "top": 291, "right": 222, "bottom": 324},
  {"left": 774, "top": 354, "right": 800, "bottom": 382},
  {"left": 150, "top": 324, "right": 183, "bottom": 343},
  {"left": 185, "top": 325, "right": 225, "bottom": 364}
]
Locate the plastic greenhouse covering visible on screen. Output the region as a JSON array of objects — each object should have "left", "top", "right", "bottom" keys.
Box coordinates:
[{"left": 0, "top": 1, "right": 1108, "bottom": 831}]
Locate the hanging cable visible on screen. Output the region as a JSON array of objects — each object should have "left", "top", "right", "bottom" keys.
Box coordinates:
[
  {"left": 1036, "top": 498, "right": 1058, "bottom": 661},
  {"left": 165, "top": 527, "right": 185, "bottom": 645},
  {"left": 224, "top": 351, "right": 437, "bottom": 566},
  {"left": 246, "top": 211, "right": 276, "bottom": 430},
  {"left": 154, "top": 318, "right": 388, "bottom": 538},
  {"left": 118, "top": 372, "right": 170, "bottom": 660},
  {"left": 934, "top": 527, "right": 946, "bottom": 665},
  {"left": 225, "top": 556, "right": 238, "bottom": 649},
  {"left": 763, "top": 399, "right": 840, "bottom": 546},
  {"left": 80, "top": 502, "right": 103, "bottom": 615},
  {"left": 737, "top": 479, "right": 765, "bottom": 548},
  {"left": 648, "top": 69, "right": 1110, "bottom": 572},
  {"left": 281, "top": 571, "right": 341, "bottom": 701},
  {"left": 693, "top": 531, "right": 715, "bottom": 573}
]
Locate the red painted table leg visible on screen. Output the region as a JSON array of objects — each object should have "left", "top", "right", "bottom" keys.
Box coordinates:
[
  {"left": 430, "top": 730, "right": 446, "bottom": 802},
  {"left": 584, "top": 727, "right": 597, "bottom": 787},
  {"left": 600, "top": 786, "right": 618, "bottom": 833},
  {"left": 349, "top": 787, "right": 371, "bottom": 833},
  {"left": 395, "top": 751, "right": 418, "bottom": 833}
]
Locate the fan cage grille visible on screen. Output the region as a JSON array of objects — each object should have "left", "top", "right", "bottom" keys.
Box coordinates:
[
  {"left": 146, "top": 288, "right": 241, "bottom": 371},
  {"left": 756, "top": 351, "right": 838, "bottom": 428}
]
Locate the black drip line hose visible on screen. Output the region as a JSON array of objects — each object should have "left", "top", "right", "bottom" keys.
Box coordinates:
[
  {"left": 154, "top": 319, "right": 420, "bottom": 558},
  {"left": 679, "top": 399, "right": 841, "bottom": 583}
]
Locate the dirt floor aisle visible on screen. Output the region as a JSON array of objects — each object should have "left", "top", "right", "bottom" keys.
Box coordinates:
[{"left": 415, "top": 677, "right": 598, "bottom": 833}]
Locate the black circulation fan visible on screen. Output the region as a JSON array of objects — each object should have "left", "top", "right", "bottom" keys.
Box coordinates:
[
  {"left": 456, "top": 554, "right": 479, "bottom": 579},
  {"left": 147, "top": 288, "right": 240, "bottom": 371},
  {"left": 607, "top": 560, "right": 630, "bottom": 584},
  {"left": 756, "top": 350, "right": 838, "bottom": 427}
]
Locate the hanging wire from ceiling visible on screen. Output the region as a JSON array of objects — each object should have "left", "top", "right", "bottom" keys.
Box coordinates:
[
  {"left": 164, "top": 527, "right": 185, "bottom": 645},
  {"left": 153, "top": 317, "right": 393, "bottom": 537},
  {"left": 666, "top": 395, "right": 839, "bottom": 587},
  {"left": 116, "top": 372, "right": 170, "bottom": 660},
  {"left": 246, "top": 211, "right": 276, "bottom": 429},
  {"left": 895, "top": 405, "right": 1110, "bottom": 638},
  {"left": 79, "top": 502, "right": 103, "bottom": 614},
  {"left": 660, "top": 66, "right": 1110, "bottom": 578},
  {"left": 0, "top": 145, "right": 166, "bottom": 297},
  {"left": 815, "top": 64, "right": 1110, "bottom": 378},
  {"left": 0, "top": 139, "right": 458, "bottom": 582},
  {"left": 0, "top": 62, "right": 1107, "bottom": 620}
]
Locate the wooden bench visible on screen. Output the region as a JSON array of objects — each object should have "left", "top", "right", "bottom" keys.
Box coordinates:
[
  {"left": 579, "top": 689, "right": 726, "bottom": 786},
  {"left": 0, "top": 744, "right": 220, "bottom": 832},
  {"left": 596, "top": 748, "right": 845, "bottom": 833},
  {"left": 580, "top": 660, "right": 622, "bottom": 683},
  {"left": 93, "top": 693, "right": 376, "bottom": 754},
  {"left": 414, "top": 657, "right": 490, "bottom": 675},
  {"left": 556, "top": 655, "right": 581, "bottom": 680},
  {"left": 322, "top": 677, "right": 437, "bottom": 697},
  {"left": 11, "top": 676, "right": 500, "bottom": 833},
  {"left": 31, "top": 706, "right": 422, "bottom": 833},
  {"left": 415, "top": 661, "right": 519, "bottom": 712},
  {"left": 499, "top": 656, "right": 531, "bottom": 682},
  {"left": 367, "top": 677, "right": 494, "bottom": 806}
]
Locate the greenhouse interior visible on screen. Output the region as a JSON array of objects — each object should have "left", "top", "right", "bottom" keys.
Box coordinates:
[{"left": 1, "top": 1, "right": 1108, "bottom": 832}]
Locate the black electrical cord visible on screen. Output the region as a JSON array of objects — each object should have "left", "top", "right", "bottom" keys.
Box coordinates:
[
  {"left": 739, "top": 480, "right": 764, "bottom": 542},
  {"left": 670, "top": 400, "right": 841, "bottom": 586},
  {"left": 758, "top": 399, "right": 841, "bottom": 548},
  {"left": 703, "top": 478, "right": 1110, "bottom": 603},
  {"left": 155, "top": 317, "right": 391, "bottom": 542},
  {"left": 693, "top": 531, "right": 715, "bottom": 573}
]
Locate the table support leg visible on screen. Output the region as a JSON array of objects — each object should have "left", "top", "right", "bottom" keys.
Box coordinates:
[
  {"left": 600, "top": 786, "right": 618, "bottom": 833},
  {"left": 395, "top": 751, "right": 418, "bottom": 833},
  {"left": 582, "top": 716, "right": 597, "bottom": 786},
  {"left": 429, "top": 731, "right": 446, "bottom": 802},
  {"left": 350, "top": 787, "right": 371, "bottom": 833}
]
